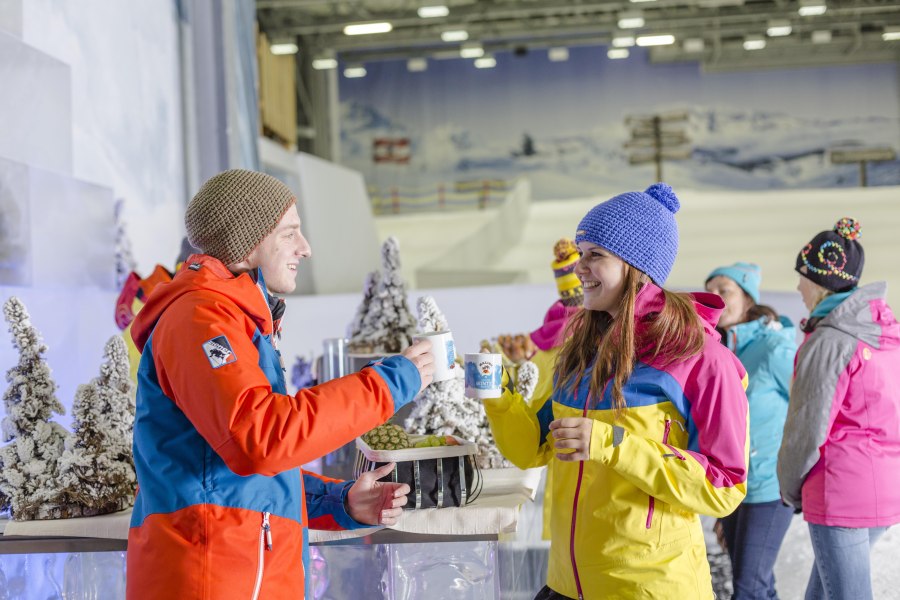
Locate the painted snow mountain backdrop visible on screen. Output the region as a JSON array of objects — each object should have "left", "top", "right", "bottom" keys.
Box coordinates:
[{"left": 338, "top": 47, "right": 899, "bottom": 200}]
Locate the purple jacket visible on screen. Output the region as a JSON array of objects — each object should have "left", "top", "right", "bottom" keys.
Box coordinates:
[{"left": 778, "top": 282, "right": 900, "bottom": 527}]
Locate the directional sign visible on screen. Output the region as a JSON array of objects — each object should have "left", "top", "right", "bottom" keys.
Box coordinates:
[
  {"left": 625, "top": 139, "right": 691, "bottom": 150},
  {"left": 629, "top": 148, "right": 693, "bottom": 164},
  {"left": 626, "top": 133, "right": 690, "bottom": 147},
  {"left": 625, "top": 111, "right": 689, "bottom": 126},
  {"left": 830, "top": 147, "right": 896, "bottom": 164}
]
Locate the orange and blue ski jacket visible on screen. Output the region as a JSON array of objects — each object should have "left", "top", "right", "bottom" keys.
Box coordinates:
[
  {"left": 126, "top": 254, "right": 421, "bottom": 599},
  {"left": 485, "top": 283, "right": 749, "bottom": 599}
]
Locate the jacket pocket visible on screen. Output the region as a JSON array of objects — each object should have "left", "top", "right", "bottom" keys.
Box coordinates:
[{"left": 647, "top": 419, "right": 687, "bottom": 530}]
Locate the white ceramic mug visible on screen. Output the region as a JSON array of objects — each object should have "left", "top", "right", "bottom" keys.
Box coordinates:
[
  {"left": 464, "top": 353, "right": 503, "bottom": 399},
  {"left": 412, "top": 330, "right": 457, "bottom": 383}
]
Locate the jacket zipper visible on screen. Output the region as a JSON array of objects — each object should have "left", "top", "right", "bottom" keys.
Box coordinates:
[
  {"left": 252, "top": 512, "right": 273, "bottom": 600},
  {"left": 568, "top": 381, "right": 607, "bottom": 600}
]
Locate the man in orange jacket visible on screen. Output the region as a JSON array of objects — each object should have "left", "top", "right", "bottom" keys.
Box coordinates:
[{"left": 127, "top": 169, "right": 434, "bottom": 599}]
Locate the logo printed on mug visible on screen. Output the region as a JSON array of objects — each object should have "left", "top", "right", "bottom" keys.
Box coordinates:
[
  {"left": 413, "top": 331, "right": 457, "bottom": 384},
  {"left": 446, "top": 340, "right": 456, "bottom": 369},
  {"left": 464, "top": 353, "right": 503, "bottom": 399}
]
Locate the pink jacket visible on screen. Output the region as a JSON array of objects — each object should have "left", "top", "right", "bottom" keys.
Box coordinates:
[{"left": 778, "top": 282, "right": 900, "bottom": 527}]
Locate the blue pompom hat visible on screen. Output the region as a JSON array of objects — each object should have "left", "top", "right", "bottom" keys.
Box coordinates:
[{"left": 575, "top": 183, "right": 680, "bottom": 285}]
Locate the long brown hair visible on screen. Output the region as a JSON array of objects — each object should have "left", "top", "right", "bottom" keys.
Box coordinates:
[{"left": 555, "top": 263, "right": 706, "bottom": 415}]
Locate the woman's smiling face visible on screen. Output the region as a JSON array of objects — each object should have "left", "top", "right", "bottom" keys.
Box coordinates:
[{"left": 575, "top": 241, "right": 628, "bottom": 317}]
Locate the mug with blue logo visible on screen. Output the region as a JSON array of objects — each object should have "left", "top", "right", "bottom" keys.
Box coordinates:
[
  {"left": 412, "top": 330, "right": 457, "bottom": 383},
  {"left": 464, "top": 353, "right": 503, "bottom": 399}
]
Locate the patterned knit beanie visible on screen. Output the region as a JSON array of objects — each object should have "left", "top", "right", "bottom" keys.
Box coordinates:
[
  {"left": 185, "top": 169, "right": 296, "bottom": 265},
  {"left": 574, "top": 183, "right": 680, "bottom": 285},
  {"left": 796, "top": 217, "right": 864, "bottom": 293},
  {"left": 552, "top": 238, "right": 583, "bottom": 307},
  {"left": 706, "top": 262, "right": 762, "bottom": 303}
]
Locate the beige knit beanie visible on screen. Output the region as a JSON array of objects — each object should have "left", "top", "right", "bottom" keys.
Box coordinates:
[{"left": 185, "top": 169, "right": 296, "bottom": 265}]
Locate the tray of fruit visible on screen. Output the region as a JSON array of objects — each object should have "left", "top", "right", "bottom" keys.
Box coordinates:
[
  {"left": 356, "top": 424, "right": 475, "bottom": 462},
  {"left": 355, "top": 424, "right": 482, "bottom": 509}
]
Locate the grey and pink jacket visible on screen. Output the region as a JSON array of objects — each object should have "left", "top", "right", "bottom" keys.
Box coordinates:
[{"left": 778, "top": 282, "right": 900, "bottom": 527}]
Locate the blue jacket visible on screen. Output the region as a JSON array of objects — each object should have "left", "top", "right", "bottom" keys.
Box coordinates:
[{"left": 726, "top": 316, "right": 796, "bottom": 503}]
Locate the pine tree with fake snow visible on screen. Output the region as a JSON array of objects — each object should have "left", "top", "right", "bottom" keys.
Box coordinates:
[
  {"left": 53, "top": 335, "right": 136, "bottom": 517},
  {"left": 0, "top": 297, "right": 68, "bottom": 520},
  {"left": 516, "top": 361, "right": 539, "bottom": 404},
  {"left": 349, "top": 237, "right": 416, "bottom": 354},
  {"left": 416, "top": 296, "right": 449, "bottom": 334},
  {"left": 404, "top": 296, "right": 513, "bottom": 469},
  {"left": 114, "top": 198, "right": 137, "bottom": 290},
  {"left": 347, "top": 270, "right": 381, "bottom": 340}
]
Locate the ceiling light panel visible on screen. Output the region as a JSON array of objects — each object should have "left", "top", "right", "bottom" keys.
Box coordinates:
[
  {"left": 637, "top": 34, "right": 675, "bottom": 47},
  {"left": 441, "top": 29, "right": 469, "bottom": 42},
  {"left": 418, "top": 5, "right": 449, "bottom": 18},
  {"left": 798, "top": 0, "right": 827, "bottom": 16},
  {"left": 474, "top": 55, "right": 496, "bottom": 68},
  {"left": 270, "top": 43, "right": 298, "bottom": 55},
  {"left": 343, "top": 22, "right": 393, "bottom": 36},
  {"left": 618, "top": 12, "right": 645, "bottom": 29},
  {"left": 767, "top": 20, "right": 792, "bottom": 37},
  {"left": 743, "top": 36, "right": 766, "bottom": 50},
  {"left": 460, "top": 43, "right": 484, "bottom": 58},
  {"left": 548, "top": 47, "right": 569, "bottom": 62}
]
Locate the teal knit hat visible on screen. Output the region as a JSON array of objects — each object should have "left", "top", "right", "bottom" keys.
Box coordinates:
[{"left": 706, "top": 262, "right": 761, "bottom": 303}]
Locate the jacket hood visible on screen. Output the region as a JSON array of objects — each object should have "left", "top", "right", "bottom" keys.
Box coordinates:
[
  {"left": 530, "top": 301, "right": 581, "bottom": 351},
  {"left": 728, "top": 315, "right": 796, "bottom": 355},
  {"left": 131, "top": 254, "right": 273, "bottom": 352},
  {"left": 633, "top": 283, "right": 725, "bottom": 337},
  {"left": 817, "top": 281, "right": 900, "bottom": 350}
]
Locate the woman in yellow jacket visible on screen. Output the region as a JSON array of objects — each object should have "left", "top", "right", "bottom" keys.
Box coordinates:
[{"left": 485, "top": 183, "right": 750, "bottom": 599}]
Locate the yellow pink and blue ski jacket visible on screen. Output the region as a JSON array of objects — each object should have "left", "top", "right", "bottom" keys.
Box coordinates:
[
  {"left": 485, "top": 283, "right": 749, "bottom": 599},
  {"left": 126, "top": 255, "right": 421, "bottom": 600}
]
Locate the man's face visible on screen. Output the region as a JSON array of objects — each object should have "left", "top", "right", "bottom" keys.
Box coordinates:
[{"left": 247, "top": 204, "right": 311, "bottom": 294}]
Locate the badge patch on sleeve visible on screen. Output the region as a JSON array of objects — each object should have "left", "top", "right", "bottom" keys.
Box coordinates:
[{"left": 203, "top": 335, "right": 237, "bottom": 368}]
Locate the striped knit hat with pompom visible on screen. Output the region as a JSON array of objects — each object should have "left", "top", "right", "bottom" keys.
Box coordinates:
[
  {"left": 796, "top": 217, "right": 864, "bottom": 293},
  {"left": 574, "top": 183, "right": 681, "bottom": 285}
]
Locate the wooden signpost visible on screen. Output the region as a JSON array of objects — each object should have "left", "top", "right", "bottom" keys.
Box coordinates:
[
  {"left": 624, "top": 110, "right": 692, "bottom": 181},
  {"left": 830, "top": 147, "right": 897, "bottom": 187}
]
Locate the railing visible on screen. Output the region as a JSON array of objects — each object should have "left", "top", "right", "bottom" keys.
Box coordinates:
[{"left": 369, "top": 179, "right": 513, "bottom": 215}]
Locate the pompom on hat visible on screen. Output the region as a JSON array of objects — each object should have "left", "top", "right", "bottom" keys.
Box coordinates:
[
  {"left": 796, "top": 217, "right": 864, "bottom": 293},
  {"left": 574, "top": 183, "right": 680, "bottom": 285},
  {"left": 551, "top": 238, "right": 583, "bottom": 306},
  {"left": 185, "top": 169, "right": 297, "bottom": 266}
]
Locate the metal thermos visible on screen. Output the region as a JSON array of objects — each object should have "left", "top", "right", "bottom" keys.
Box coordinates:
[{"left": 320, "top": 337, "right": 348, "bottom": 383}]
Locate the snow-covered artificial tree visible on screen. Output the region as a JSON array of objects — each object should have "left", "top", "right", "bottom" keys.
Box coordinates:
[
  {"left": 114, "top": 198, "right": 137, "bottom": 290},
  {"left": 54, "top": 335, "right": 136, "bottom": 517},
  {"left": 0, "top": 297, "right": 68, "bottom": 520},
  {"left": 404, "top": 296, "right": 522, "bottom": 469},
  {"left": 347, "top": 270, "right": 380, "bottom": 340},
  {"left": 348, "top": 237, "right": 416, "bottom": 354},
  {"left": 515, "top": 361, "right": 539, "bottom": 404}
]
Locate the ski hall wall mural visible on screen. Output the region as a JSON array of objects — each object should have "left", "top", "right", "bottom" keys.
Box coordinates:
[{"left": 337, "top": 46, "right": 900, "bottom": 206}]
